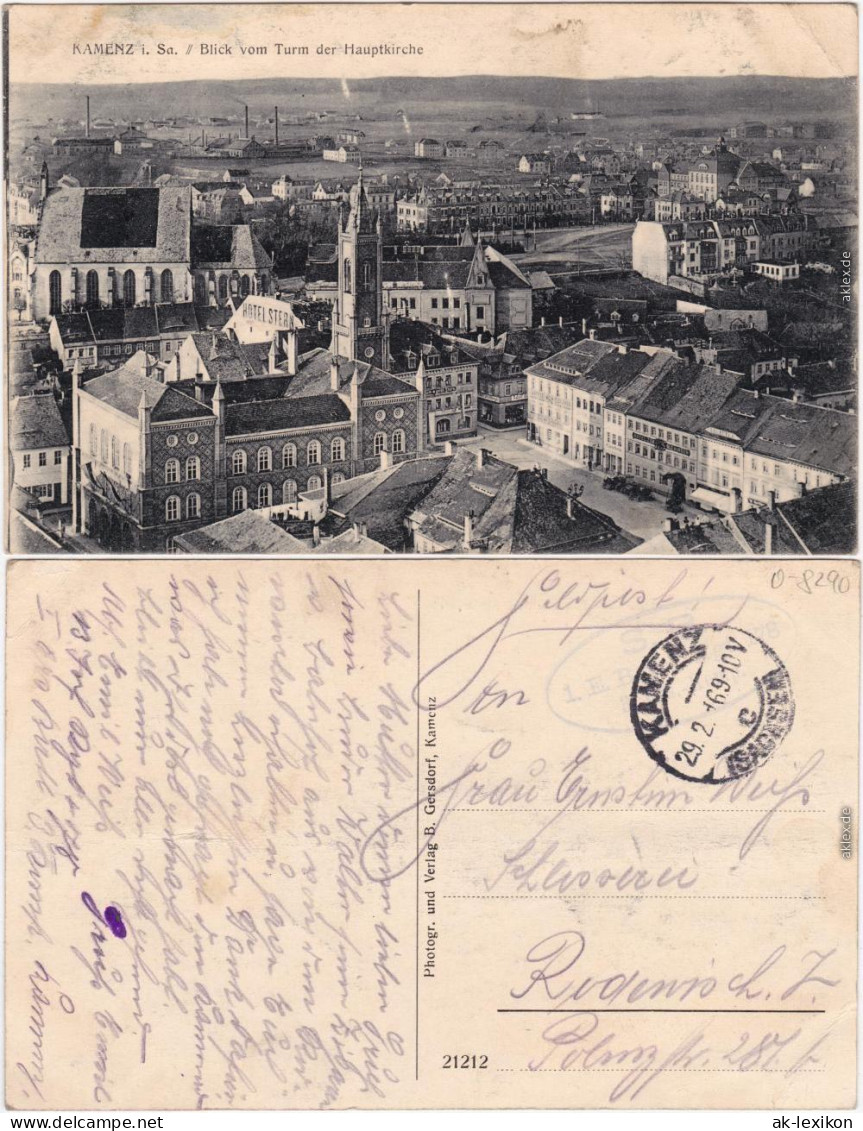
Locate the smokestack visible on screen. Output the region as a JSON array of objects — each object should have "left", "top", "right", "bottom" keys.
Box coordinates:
[
  {"left": 275, "top": 106, "right": 279, "bottom": 147},
  {"left": 245, "top": 105, "right": 249, "bottom": 138},
  {"left": 86, "top": 95, "right": 90, "bottom": 139}
]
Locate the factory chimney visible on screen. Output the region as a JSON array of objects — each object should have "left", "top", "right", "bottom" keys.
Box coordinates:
[
  {"left": 275, "top": 105, "right": 279, "bottom": 146},
  {"left": 245, "top": 105, "right": 249, "bottom": 138},
  {"left": 86, "top": 95, "right": 90, "bottom": 139}
]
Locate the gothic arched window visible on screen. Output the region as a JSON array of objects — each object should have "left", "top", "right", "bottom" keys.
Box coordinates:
[
  {"left": 343, "top": 258, "right": 352, "bottom": 293},
  {"left": 123, "top": 270, "right": 136, "bottom": 307},
  {"left": 86, "top": 270, "right": 100, "bottom": 308},
  {"left": 49, "top": 271, "right": 62, "bottom": 316}
]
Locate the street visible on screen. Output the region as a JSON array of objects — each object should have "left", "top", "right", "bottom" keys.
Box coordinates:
[
  {"left": 456, "top": 424, "right": 689, "bottom": 542},
  {"left": 510, "top": 223, "right": 635, "bottom": 271}
]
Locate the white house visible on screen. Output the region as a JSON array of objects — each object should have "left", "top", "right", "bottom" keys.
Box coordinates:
[{"left": 10, "top": 393, "right": 70, "bottom": 506}]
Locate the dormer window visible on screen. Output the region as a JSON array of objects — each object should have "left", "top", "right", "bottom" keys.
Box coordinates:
[{"left": 428, "top": 353, "right": 439, "bottom": 367}]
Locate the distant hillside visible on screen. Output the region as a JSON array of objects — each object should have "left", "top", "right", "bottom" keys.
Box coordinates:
[{"left": 10, "top": 73, "right": 857, "bottom": 126}]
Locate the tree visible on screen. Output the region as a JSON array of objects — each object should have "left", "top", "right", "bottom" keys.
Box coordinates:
[{"left": 255, "top": 201, "right": 338, "bottom": 276}]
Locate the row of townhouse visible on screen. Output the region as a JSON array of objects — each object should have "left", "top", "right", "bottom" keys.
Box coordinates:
[
  {"left": 397, "top": 183, "right": 589, "bottom": 233},
  {"left": 525, "top": 340, "right": 855, "bottom": 512},
  {"left": 632, "top": 213, "right": 817, "bottom": 285}
]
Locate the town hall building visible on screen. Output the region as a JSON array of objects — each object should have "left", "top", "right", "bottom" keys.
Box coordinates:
[{"left": 70, "top": 169, "right": 423, "bottom": 550}]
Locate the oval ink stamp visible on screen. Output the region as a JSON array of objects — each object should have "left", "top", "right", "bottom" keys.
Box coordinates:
[{"left": 630, "top": 624, "right": 794, "bottom": 783}]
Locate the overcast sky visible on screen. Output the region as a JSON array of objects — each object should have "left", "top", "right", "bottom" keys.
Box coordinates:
[{"left": 8, "top": 3, "right": 858, "bottom": 85}]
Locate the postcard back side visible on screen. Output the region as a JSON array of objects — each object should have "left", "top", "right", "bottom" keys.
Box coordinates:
[{"left": 5, "top": 557, "right": 858, "bottom": 1108}]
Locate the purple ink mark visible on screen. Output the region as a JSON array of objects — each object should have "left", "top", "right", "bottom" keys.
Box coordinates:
[
  {"left": 81, "top": 891, "right": 127, "bottom": 938},
  {"left": 104, "top": 906, "right": 127, "bottom": 939}
]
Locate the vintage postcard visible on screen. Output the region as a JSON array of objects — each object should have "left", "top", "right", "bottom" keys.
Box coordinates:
[
  {"left": 4, "top": 3, "right": 858, "bottom": 556},
  {"left": 5, "top": 556, "right": 859, "bottom": 1108}
]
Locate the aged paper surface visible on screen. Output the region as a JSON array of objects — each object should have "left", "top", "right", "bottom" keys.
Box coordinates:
[{"left": 5, "top": 557, "right": 858, "bottom": 1109}]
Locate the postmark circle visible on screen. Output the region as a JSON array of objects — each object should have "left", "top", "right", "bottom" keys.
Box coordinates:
[{"left": 630, "top": 624, "right": 794, "bottom": 783}]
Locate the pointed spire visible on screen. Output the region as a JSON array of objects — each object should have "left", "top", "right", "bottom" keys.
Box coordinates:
[{"left": 348, "top": 155, "right": 375, "bottom": 233}]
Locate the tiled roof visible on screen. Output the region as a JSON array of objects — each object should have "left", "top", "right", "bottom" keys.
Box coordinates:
[
  {"left": 329, "top": 456, "right": 451, "bottom": 550},
  {"left": 526, "top": 339, "right": 651, "bottom": 398},
  {"left": 624, "top": 355, "right": 702, "bottom": 421},
  {"left": 702, "top": 389, "right": 775, "bottom": 443},
  {"left": 11, "top": 394, "right": 69, "bottom": 450},
  {"left": 189, "top": 331, "right": 270, "bottom": 382},
  {"left": 411, "top": 449, "right": 515, "bottom": 548},
  {"left": 55, "top": 303, "right": 226, "bottom": 346},
  {"left": 286, "top": 350, "right": 417, "bottom": 401},
  {"left": 747, "top": 398, "right": 857, "bottom": 478},
  {"left": 35, "top": 187, "right": 191, "bottom": 264},
  {"left": 240, "top": 341, "right": 273, "bottom": 374},
  {"left": 362, "top": 374, "right": 418, "bottom": 398},
  {"left": 505, "top": 471, "right": 640, "bottom": 554},
  {"left": 389, "top": 320, "right": 475, "bottom": 373},
  {"left": 82, "top": 354, "right": 213, "bottom": 422},
  {"left": 319, "top": 529, "right": 390, "bottom": 554},
  {"left": 487, "top": 260, "right": 531, "bottom": 290},
  {"left": 658, "top": 365, "right": 742, "bottom": 433},
  {"left": 174, "top": 510, "right": 311, "bottom": 554},
  {"left": 156, "top": 302, "right": 205, "bottom": 334},
  {"left": 496, "top": 323, "right": 587, "bottom": 365},
  {"left": 225, "top": 393, "right": 350, "bottom": 436},
  {"left": 173, "top": 374, "right": 294, "bottom": 406},
  {"left": 411, "top": 451, "right": 639, "bottom": 553},
  {"left": 770, "top": 480, "right": 856, "bottom": 554},
  {"left": 190, "top": 224, "right": 273, "bottom": 270}
]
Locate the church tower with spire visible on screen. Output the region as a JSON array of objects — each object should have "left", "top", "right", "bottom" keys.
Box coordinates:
[{"left": 332, "top": 164, "right": 389, "bottom": 368}]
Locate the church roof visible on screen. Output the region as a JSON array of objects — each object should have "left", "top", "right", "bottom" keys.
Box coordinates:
[
  {"left": 35, "top": 186, "right": 191, "bottom": 264},
  {"left": 190, "top": 223, "right": 272, "bottom": 270}
]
